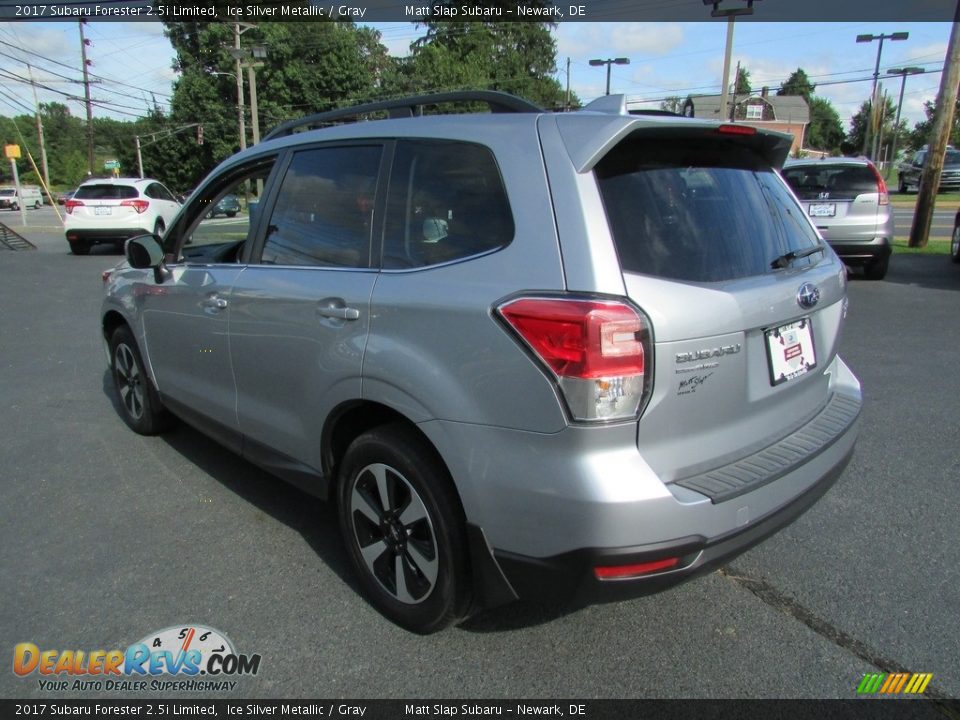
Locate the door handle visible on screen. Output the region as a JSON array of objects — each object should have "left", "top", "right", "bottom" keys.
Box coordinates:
[{"left": 317, "top": 299, "right": 360, "bottom": 321}]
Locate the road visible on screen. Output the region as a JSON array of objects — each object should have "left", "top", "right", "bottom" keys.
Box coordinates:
[
  {"left": 891, "top": 204, "right": 955, "bottom": 239},
  {"left": 0, "top": 211, "right": 958, "bottom": 701}
]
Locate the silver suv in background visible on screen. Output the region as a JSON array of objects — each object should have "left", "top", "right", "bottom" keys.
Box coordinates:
[
  {"left": 782, "top": 158, "right": 893, "bottom": 280},
  {"left": 101, "top": 92, "right": 861, "bottom": 633}
]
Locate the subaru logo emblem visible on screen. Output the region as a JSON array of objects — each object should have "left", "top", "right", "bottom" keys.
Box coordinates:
[{"left": 797, "top": 282, "right": 820, "bottom": 309}]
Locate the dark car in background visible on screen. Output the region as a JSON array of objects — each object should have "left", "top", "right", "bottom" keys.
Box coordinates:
[
  {"left": 782, "top": 158, "right": 893, "bottom": 280},
  {"left": 897, "top": 146, "right": 960, "bottom": 193},
  {"left": 210, "top": 193, "right": 241, "bottom": 218}
]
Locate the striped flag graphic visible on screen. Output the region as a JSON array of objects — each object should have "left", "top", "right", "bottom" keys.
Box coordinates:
[{"left": 857, "top": 672, "right": 933, "bottom": 694}]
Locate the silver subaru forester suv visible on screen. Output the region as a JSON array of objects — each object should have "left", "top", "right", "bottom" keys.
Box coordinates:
[{"left": 101, "top": 91, "right": 861, "bottom": 633}]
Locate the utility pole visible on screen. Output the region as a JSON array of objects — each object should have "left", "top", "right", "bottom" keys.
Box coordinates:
[
  {"left": 26, "top": 64, "right": 50, "bottom": 189},
  {"left": 909, "top": 14, "right": 960, "bottom": 248},
  {"left": 887, "top": 67, "right": 924, "bottom": 180},
  {"left": 233, "top": 22, "right": 247, "bottom": 151},
  {"left": 78, "top": 19, "right": 95, "bottom": 176},
  {"left": 706, "top": 0, "right": 758, "bottom": 122}
]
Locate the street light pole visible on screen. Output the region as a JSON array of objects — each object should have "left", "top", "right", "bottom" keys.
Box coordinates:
[
  {"left": 705, "top": 0, "right": 758, "bottom": 122},
  {"left": 588, "top": 57, "right": 630, "bottom": 96},
  {"left": 856, "top": 31, "right": 909, "bottom": 158},
  {"left": 887, "top": 66, "right": 924, "bottom": 180}
]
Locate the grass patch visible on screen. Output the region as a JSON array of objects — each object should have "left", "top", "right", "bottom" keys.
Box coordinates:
[{"left": 891, "top": 237, "right": 950, "bottom": 255}]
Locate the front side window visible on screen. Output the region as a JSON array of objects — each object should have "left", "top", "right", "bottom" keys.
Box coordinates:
[
  {"left": 381, "top": 140, "right": 513, "bottom": 269},
  {"left": 260, "top": 145, "right": 382, "bottom": 268},
  {"left": 596, "top": 136, "right": 821, "bottom": 282},
  {"left": 173, "top": 157, "right": 277, "bottom": 263}
]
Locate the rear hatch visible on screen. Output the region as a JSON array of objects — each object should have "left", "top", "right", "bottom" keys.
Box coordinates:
[
  {"left": 781, "top": 163, "right": 884, "bottom": 243},
  {"left": 67, "top": 184, "right": 145, "bottom": 224},
  {"left": 591, "top": 128, "right": 847, "bottom": 483}
]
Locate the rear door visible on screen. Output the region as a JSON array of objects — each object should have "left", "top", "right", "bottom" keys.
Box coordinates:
[
  {"left": 592, "top": 131, "right": 848, "bottom": 482},
  {"left": 229, "top": 143, "right": 385, "bottom": 475}
]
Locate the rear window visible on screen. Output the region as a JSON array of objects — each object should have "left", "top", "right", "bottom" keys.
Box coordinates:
[
  {"left": 596, "top": 138, "right": 820, "bottom": 282},
  {"left": 782, "top": 164, "right": 879, "bottom": 201},
  {"left": 74, "top": 185, "right": 139, "bottom": 200},
  {"left": 0, "top": 189, "right": 14, "bottom": 196}
]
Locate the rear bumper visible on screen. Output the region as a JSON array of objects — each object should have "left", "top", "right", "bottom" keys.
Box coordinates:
[
  {"left": 828, "top": 237, "right": 891, "bottom": 266},
  {"left": 65, "top": 228, "right": 149, "bottom": 244},
  {"left": 424, "top": 357, "right": 862, "bottom": 609},
  {"left": 493, "top": 438, "right": 854, "bottom": 606}
]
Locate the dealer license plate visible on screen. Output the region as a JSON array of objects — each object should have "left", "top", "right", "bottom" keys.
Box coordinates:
[
  {"left": 808, "top": 203, "right": 835, "bottom": 217},
  {"left": 765, "top": 318, "right": 817, "bottom": 386},
  {"left": 94, "top": 206, "right": 112, "bottom": 216}
]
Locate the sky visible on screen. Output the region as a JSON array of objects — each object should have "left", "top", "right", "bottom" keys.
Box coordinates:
[{"left": 0, "top": 19, "right": 951, "bottom": 142}]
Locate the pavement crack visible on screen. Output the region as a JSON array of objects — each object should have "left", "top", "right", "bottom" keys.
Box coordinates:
[{"left": 719, "top": 566, "right": 953, "bottom": 704}]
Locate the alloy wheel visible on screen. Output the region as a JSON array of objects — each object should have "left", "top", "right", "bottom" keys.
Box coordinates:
[
  {"left": 114, "top": 343, "right": 144, "bottom": 421},
  {"left": 348, "top": 462, "right": 439, "bottom": 604}
]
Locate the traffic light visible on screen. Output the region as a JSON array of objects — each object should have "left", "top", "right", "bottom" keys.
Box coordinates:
[{"left": 197, "top": 125, "right": 204, "bottom": 145}]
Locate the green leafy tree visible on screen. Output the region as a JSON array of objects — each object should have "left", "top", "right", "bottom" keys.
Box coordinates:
[
  {"left": 660, "top": 96, "right": 684, "bottom": 114},
  {"left": 909, "top": 99, "right": 960, "bottom": 152},
  {"left": 778, "top": 68, "right": 815, "bottom": 101},
  {"left": 735, "top": 67, "right": 751, "bottom": 95},
  {"left": 806, "top": 97, "right": 845, "bottom": 153},
  {"left": 842, "top": 96, "right": 903, "bottom": 160},
  {"left": 402, "top": 15, "right": 567, "bottom": 108}
]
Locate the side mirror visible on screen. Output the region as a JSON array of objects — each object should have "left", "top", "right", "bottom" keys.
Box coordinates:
[{"left": 125, "top": 234, "right": 170, "bottom": 283}]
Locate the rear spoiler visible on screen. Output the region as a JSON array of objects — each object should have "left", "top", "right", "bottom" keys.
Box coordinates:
[{"left": 552, "top": 104, "right": 794, "bottom": 174}]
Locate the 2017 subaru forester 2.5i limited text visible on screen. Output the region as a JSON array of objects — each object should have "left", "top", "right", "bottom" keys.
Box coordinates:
[{"left": 101, "top": 92, "right": 861, "bottom": 633}]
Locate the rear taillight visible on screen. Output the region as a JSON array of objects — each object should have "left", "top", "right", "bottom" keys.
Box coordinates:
[
  {"left": 497, "top": 297, "right": 652, "bottom": 422},
  {"left": 868, "top": 162, "right": 889, "bottom": 205},
  {"left": 64, "top": 199, "right": 83, "bottom": 214},
  {"left": 121, "top": 199, "right": 150, "bottom": 214}
]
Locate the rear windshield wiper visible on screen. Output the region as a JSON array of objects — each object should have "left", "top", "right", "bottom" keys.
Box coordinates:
[{"left": 771, "top": 244, "right": 825, "bottom": 269}]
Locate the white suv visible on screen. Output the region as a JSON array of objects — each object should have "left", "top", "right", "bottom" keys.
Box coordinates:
[{"left": 64, "top": 177, "right": 180, "bottom": 255}]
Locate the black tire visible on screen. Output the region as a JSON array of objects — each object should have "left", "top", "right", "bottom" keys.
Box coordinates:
[
  {"left": 109, "top": 325, "right": 172, "bottom": 435},
  {"left": 337, "top": 424, "right": 472, "bottom": 634},
  {"left": 33, "top": 200, "right": 41, "bottom": 209},
  {"left": 226, "top": 211, "right": 237, "bottom": 218},
  {"left": 952, "top": 225, "right": 960, "bottom": 264},
  {"left": 69, "top": 239, "right": 91, "bottom": 256},
  {"left": 864, "top": 255, "right": 889, "bottom": 281},
  {"left": 898, "top": 174, "right": 908, "bottom": 194}
]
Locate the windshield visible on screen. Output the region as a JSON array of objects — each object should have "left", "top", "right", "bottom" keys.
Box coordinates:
[{"left": 596, "top": 137, "right": 821, "bottom": 282}]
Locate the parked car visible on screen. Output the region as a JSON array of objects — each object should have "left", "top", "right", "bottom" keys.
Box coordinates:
[
  {"left": 210, "top": 193, "right": 241, "bottom": 218},
  {"left": 0, "top": 185, "right": 43, "bottom": 210},
  {"left": 64, "top": 177, "right": 181, "bottom": 255},
  {"left": 782, "top": 157, "right": 893, "bottom": 280},
  {"left": 101, "top": 91, "right": 861, "bottom": 633},
  {"left": 57, "top": 188, "right": 78, "bottom": 205},
  {"left": 897, "top": 146, "right": 960, "bottom": 193}
]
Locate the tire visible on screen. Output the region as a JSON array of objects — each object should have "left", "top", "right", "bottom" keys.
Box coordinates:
[
  {"left": 226, "top": 211, "right": 237, "bottom": 218},
  {"left": 952, "top": 225, "right": 960, "bottom": 264},
  {"left": 109, "top": 325, "right": 172, "bottom": 435},
  {"left": 337, "top": 424, "right": 472, "bottom": 634},
  {"left": 34, "top": 200, "right": 41, "bottom": 209},
  {"left": 69, "top": 240, "right": 91, "bottom": 256},
  {"left": 898, "top": 175, "right": 907, "bottom": 194},
  {"left": 864, "top": 255, "right": 889, "bottom": 281}
]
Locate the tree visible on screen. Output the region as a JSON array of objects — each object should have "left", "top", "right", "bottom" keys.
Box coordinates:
[
  {"left": 909, "top": 99, "right": 960, "bottom": 151},
  {"left": 660, "top": 96, "right": 684, "bottom": 114},
  {"left": 735, "top": 66, "right": 751, "bottom": 95},
  {"left": 779, "top": 68, "right": 815, "bottom": 101},
  {"left": 843, "top": 96, "right": 903, "bottom": 160},
  {"left": 403, "top": 15, "right": 567, "bottom": 108},
  {"left": 806, "top": 97, "right": 845, "bottom": 153}
]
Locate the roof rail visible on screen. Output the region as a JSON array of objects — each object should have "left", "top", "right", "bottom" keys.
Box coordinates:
[{"left": 263, "top": 90, "right": 543, "bottom": 141}]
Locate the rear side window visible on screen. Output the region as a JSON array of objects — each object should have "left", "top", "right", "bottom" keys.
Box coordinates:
[
  {"left": 382, "top": 140, "right": 513, "bottom": 269},
  {"left": 596, "top": 138, "right": 820, "bottom": 282},
  {"left": 782, "top": 164, "right": 878, "bottom": 201},
  {"left": 74, "top": 184, "right": 139, "bottom": 200}
]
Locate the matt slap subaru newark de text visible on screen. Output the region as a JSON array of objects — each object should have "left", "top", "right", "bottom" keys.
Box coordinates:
[{"left": 404, "top": 705, "right": 585, "bottom": 716}]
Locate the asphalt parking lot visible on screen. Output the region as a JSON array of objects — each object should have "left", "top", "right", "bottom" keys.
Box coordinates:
[{"left": 1, "top": 208, "right": 958, "bottom": 700}]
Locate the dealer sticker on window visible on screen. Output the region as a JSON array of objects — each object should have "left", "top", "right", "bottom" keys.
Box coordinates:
[{"left": 765, "top": 318, "right": 817, "bottom": 385}]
